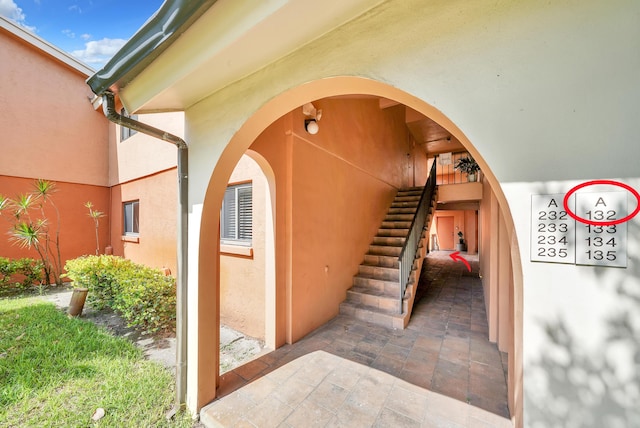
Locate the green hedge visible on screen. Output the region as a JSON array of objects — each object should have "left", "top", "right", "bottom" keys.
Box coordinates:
[
  {"left": 63, "top": 255, "right": 176, "bottom": 333},
  {"left": 0, "top": 257, "right": 43, "bottom": 295}
]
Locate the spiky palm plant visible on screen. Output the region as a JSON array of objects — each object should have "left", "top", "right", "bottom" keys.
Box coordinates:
[
  {"left": 0, "top": 180, "right": 64, "bottom": 287},
  {"left": 85, "top": 201, "right": 106, "bottom": 256}
]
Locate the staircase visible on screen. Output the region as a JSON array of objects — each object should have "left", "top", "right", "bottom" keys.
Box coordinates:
[{"left": 339, "top": 183, "right": 438, "bottom": 330}]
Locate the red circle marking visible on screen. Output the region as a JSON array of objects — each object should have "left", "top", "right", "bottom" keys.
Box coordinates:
[{"left": 563, "top": 180, "right": 640, "bottom": 226}]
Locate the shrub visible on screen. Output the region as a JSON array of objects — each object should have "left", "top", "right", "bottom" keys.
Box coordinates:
[
  {"left": 0, "top": 257, "right": 43, "bottom": 295},
  {"left": 63, "top": 255, "right": 176, "bottom": 332}
]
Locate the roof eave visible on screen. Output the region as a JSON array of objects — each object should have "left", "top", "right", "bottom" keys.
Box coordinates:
[{"left": 86, "top": 0, "right": 217, "bottom": 96}]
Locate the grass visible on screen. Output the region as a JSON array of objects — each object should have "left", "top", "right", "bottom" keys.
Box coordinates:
[{"left": 0, "top": 296, "right": 193, "bottom": 427}]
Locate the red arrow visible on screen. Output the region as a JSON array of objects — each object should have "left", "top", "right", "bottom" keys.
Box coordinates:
[{"left": 449, "top": 251, "right": 471, "bottom": 272}]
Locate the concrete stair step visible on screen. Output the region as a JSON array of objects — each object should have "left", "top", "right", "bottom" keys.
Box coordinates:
[
  {"left": 388, "top": 207, "right": 417, "bottom": 215},
  {"left": 363, "top": 254, "right": 400, "bottom": 269},
  {"left": 381, "top": 220, "right": 412, "bottom": 229},
  {"left": 391, "top": 200, "right": 419, "bottom": 208},
  {"left": 353, "top": 275, "right": 400, "bottom": 295},
  {"left": 377, "top": 228, "right": 409, "bottom": 237},
  {"left": 358, "top": 264, "right": 399, "bottom": 282},
  {"left": 385, "top": 213, "right": 414, "bottom": 222},
  {"left": 338, "top": 301, "right": 406, "bottom": 329},
  {"left": 372, "top": 236, "right": 405, "bottom": 247},
  {"left": 368, "top": 245, "right": 402, "bottom": 257},
  {"left": 346, "top": 285, "right": 404, "bottom": 313}
]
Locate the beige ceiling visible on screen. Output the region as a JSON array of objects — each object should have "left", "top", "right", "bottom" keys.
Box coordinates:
[{"left": 380, "top": 98, "right": 466, "bottom": 157}]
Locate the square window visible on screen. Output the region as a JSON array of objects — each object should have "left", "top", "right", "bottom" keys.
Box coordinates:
[
  {"left": 221, "top": 183, "right": 252, "bottom": 245},
  {"left": 123, "top": 200, "right": 139, "bottom": 235}
]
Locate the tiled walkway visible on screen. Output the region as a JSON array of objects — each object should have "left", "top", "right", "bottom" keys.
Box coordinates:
[{"left": 202, "top": 251, "right": 511, "bottom": 426}]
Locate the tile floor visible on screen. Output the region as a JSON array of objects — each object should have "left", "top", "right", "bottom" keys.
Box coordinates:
[{"left": 202, "top": 251, "right": 511, "bottom": 427}]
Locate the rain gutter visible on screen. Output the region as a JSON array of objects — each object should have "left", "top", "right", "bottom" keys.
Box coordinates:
[
  {"left": 87, "top": 0, "right": 217, "bottom": 96},
  {"left": 87, "top": 0, "right": 218, "bottom": 410},
  {"left": 101, "top": 91, "right": 188, "bottom": 408}
]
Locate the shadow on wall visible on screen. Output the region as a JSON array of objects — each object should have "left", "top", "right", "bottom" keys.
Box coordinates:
[{"left": 526, "top": 214, "right": 640, "bottom": 427}]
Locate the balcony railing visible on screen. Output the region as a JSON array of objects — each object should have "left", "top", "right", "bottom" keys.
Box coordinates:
[
  {"left": 397, "top": 159, "right": 437, "bottom": 314},
  {"left": 435, "top": 151, "right": 482, "bottom": 185}
]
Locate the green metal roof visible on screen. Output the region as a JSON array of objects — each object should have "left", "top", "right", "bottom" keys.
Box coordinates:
[{"left": 86, "top": 0, "right": 217, "bottom": 96}]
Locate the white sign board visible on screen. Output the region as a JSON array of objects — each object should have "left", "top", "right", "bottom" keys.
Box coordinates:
[
  {"left": 531, "top": 194, "right": 576, "bottom": 264},
  {"left": 574, "top": 192, "right": 627, "bottom": 267}
]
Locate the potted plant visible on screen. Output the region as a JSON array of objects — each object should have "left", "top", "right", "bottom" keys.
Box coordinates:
[
  {"left": 454, "top": 156, "right": 480, "bottom": 182},
  {"left": 456, "top": 231, "right": 467, "bottom": 252}
]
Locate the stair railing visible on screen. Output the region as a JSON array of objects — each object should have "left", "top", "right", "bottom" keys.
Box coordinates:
[{"left": 397, "top": 159, "right": 437, "bottom": 314}]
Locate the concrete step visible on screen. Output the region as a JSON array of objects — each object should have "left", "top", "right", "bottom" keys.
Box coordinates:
[
  {"left": 385, "top": 213, "right": 414, "bottom": 222},
  {"left": 353, "top": 275, "right": 400, "bottom": 295},
  {"left": 358, "top": 264, "right": 399, "bottom": 282},
  {"left": 393, "top": 195, "right": 421, "bottom": 203},
  {"left": 346, "top": 285, "right": 403, "bottom": 313},
  {"left": 391, "top": 200, "right": 419, "bottom": 208},
  {"left": 388, "top": 207, "right": 417, "bottom": 215},
  {"left": 377, "top": 228, "right": 409, "bottom": 237},
  {"left": 338, "top": 301, "right": 406, "bottom": 330},
  {"left": 363, "top": 254, "right": 400, "bottom": 269},
  {"left": 368, "top": 245, "right": 402, "bottom": 257},
  {"left": 372, "top": 236, "right": 405, "bottom": 247},
  {"left": 381, "top": 220, "right": 412, "bottom": 229}
]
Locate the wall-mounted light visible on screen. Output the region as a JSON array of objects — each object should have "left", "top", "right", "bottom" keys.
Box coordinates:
[{"left": 302, "top": 102, "right": 322, "bottom": 135}]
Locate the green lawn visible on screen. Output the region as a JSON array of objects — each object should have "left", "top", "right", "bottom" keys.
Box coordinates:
[{"left": 0, "top": 296, "right": 193, "bottom": 427}]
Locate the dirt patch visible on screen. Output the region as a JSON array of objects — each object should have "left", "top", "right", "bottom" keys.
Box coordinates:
[{"left": 37, "top": 287, "right": 267, "bottom": 371}]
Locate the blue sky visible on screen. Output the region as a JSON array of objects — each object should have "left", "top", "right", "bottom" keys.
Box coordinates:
[{"left": 0, "top": 0, "right": 163, "bottom": 69}]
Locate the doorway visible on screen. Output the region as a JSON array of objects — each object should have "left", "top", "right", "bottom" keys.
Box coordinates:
[{"left": 437, "top": 216, "right": 455, "bottom": 250}]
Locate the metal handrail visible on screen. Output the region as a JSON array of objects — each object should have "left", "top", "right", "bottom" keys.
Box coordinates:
[{"left": 397, "top": 159, "right": 437, "bottom": 314}]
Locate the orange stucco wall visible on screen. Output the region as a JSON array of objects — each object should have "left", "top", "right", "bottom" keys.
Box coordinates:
[
  {"left": 0, "top": 29, "right": 109, "bottom": 186},
  {"left": 430, "top": 209, "right": 477, "bottom": 254},
  {"left": 108, "top": 169, "right": 178, "bottom": 275},
  {"left": 219, "top": 155, "right": 266, "bottom": 341},
  {"left": 243, "top": 98, "right": 417, "bottom": 343},
  {"left": 0, "top": 175, "right": 109, "bottom": 275}
]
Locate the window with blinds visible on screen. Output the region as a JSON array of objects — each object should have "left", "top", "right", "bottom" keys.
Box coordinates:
[
  {"left": 123, "top": 200, "right": 139, "bottom": 235},
  {"left": 221, "top": 183, "right": 252, "bottom": 245}
]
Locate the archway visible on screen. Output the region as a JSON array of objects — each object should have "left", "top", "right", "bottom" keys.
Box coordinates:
[{"left": 196, "top": 76, "right": 522, "bottom": 423}]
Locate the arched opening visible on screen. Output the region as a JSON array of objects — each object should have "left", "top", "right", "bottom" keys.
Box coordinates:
[
  {"left": 196, "top": 76, "right": 522, "bottom": 424},
  {"left": 218, "top": 151, "right": 277, "bottom": 374}
]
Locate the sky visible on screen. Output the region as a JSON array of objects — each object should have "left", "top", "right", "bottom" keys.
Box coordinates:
[{"left": 0, "top": 0, "right": 164, "bottom": 69}]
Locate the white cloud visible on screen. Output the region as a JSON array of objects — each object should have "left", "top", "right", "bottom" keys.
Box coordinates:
[
  {"left": 81, "top": 33, "right": 91, "bottom": 40},
  {"left": 62, "top": 28, "right": 75, "bottom": 38},
  {"left": 0, "top": 0, "right": 35, "bottom": 31},
  {"left": 71, "top": 37, "right": 126, "bottom": 66}
]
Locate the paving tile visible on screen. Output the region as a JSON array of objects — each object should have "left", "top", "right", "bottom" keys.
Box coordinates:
[
  {"left": 235, "top": 358, "right": 270, "bottom": 381},
  {"left": 245, "top": 395, "right": 294, "bottom": 427},
  {"left": 379, "top": 342, "right": 411, "bottom": 361},
  {"left": 397, "top": 368, "right": 433, "bottom": 389},
  {"left": 284, "top": 399, "right": 335, "bottom": 428},
  {"left": 272, "top": 375, "right": 316, "bottom": 407},
  {"left": 307, "top": 378, "right": 350, "bottom": 412},
  {"left": 371, "top": 355, "right": 405, "bottom": 377},
  {"left": 201, "top": 253, "right": 511, "bottom": 428},
  {"left": 374, "top": 407, "right": 421, "bottom": 428},
  {"left": 200, "top": 391, "right": 256, "bottom": 427},
  {"left": 238, "top": 375, "right": 279, "bottom": 404},
  {"left": 384, "top": 384, "right": 429, "bottom": 422}
]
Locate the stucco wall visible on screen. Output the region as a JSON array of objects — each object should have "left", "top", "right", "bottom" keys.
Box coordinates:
[
  {"left": 0, "top": 175, "right": 109, "bottom": 274},
  {"left": 109, "top": 112, "right": 182, "bottom": 186},
  {"left": 0, "top": 29, "right": 109, "bottom": 186},
  {"left": 108, "top": 169, "right": 178, "bottom": 275},
  {"left": 220, "top": 155, "right": 266, "bottom": 341},
  {"left": 240, "top": 98, "right": 412, "bottom": 342}
]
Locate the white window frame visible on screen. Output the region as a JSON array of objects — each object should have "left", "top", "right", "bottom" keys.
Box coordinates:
[
  {"left": 123, "top": 200, "right": 139, "bottom": 236},
  {"left": 221, "top": 182, "right": 252, "bottom": 246}
]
